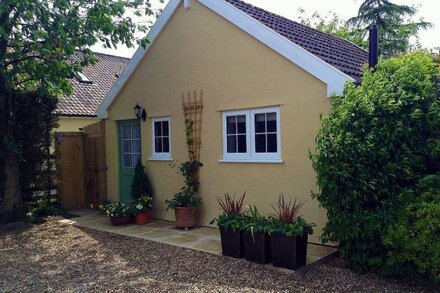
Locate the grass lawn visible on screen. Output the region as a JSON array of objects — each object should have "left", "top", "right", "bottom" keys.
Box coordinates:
[{"left": 0, "top": 218, "right": 425, "bottom": 292}]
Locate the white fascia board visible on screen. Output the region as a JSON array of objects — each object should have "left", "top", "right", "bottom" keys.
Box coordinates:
[
  {"left": 184, "top": 0, "right": 191, "bottom": 9},
  {"left": 199, "top": 0, "right": 354, "bottom": 97},
  {"left": 96, "top": 0, "right": 182, "bottom": 119}
]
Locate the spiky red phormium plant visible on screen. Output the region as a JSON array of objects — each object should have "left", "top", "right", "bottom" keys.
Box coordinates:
[
  {"left": 216, "top": 191, "right": 246, "bottom": 215},
  {"left": 271, "top": 193, "right": 304, "bottom": 224}
]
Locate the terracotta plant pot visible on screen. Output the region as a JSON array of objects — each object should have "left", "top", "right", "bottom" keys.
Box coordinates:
[
  {"left": 110, "top": 215, "right": 132, "bottom": 226},
  {"left": 220, "top": 228, "right": 244, "bottom": 259},
  {"left": 175, "top": 207, "right": 197, "bottom": 230},
  {"left": 243, "top": 231, "right": 271, "bottom": 264},
  {"left": 135, "top": 212, "right": 150, "bottom": 225},
  {"left": 270, "top": 233, "right": 308, "bottom": 270}
]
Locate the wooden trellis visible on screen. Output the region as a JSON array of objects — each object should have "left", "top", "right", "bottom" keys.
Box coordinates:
[{"left": 181, "top": 90, "right": 203, "bottom": 162}]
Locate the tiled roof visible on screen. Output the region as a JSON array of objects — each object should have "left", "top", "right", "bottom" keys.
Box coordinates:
[
  {"left": 57, "top": 52, "right": 129, "bottom": 117},
  {"left": 226, "top": 0, "right": 369, "bottom": 82}
]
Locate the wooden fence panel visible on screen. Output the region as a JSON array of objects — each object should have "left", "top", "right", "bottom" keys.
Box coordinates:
[
  {"left": 83, "top": 120, "right": 107, "bottom": 207},
  {"left": 56, "top": 132, "right": 85, "bottom": 210},
  {"left": 56, "top": 120, "right": 107, "bottom": 211}
]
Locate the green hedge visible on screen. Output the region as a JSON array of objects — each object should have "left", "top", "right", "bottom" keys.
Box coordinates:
[
  {"left": 384, "top": 175, "right": 440, "bottom": 282},
  {"left": 310, "top": 52, "right": 440, "bottom": 279}
]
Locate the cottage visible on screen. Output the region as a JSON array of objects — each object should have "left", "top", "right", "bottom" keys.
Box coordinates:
[{"left": 97, "top": 0, "right": 368, "bottom": 243}]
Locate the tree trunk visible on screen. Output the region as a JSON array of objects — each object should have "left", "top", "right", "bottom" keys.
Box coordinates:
[
  {"left": 0, "top": 1, "right": 23, "bottom": 223},
  {"left": 1, "top": 154, "right": 23, "bottom": 222}
]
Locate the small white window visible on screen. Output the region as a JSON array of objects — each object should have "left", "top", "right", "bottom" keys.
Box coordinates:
[
  {"left": 222, "top": 107, "right": 281, "bottom": 163},
  {"left": 151, "top": 117, "right": 172, "bottom": 160}
]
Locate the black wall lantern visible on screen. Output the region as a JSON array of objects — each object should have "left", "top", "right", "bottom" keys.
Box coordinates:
[{"left": 134, "top": 103, "right": 147, "bottom": 121}]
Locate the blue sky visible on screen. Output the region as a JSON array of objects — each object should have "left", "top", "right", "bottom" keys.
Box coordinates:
[{"left": 93, "top": 0, "right": 440, "bottom": 57}]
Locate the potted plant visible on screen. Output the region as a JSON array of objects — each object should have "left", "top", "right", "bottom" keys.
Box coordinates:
[
  {"left": 133, "top": 196, "right": 153, "bottom": 225},
  {"left": 166, "top": 160, "right": 203, "bottom": 230},
  {"left": 106, "top": 202, "right": 132, "bottom": 226},
  {"left": 211, "top": 191, "right": 246, "bottom": 258},
  {"left": 242, "top": 205, "right": 271, "bottom": 264},
  {"left": 130, "top": 160, "right": 154, "bottom": 225},
  {"left": 267, "top": 194, "right": 315, "bottom": 270}
]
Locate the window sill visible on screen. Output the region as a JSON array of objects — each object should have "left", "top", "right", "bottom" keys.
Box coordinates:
[
  {"left": 219, "top": 159, "right": 284, "bottom": 164},
  {"left": 148, "top": 157, "right": 173, "bottom": 162}
]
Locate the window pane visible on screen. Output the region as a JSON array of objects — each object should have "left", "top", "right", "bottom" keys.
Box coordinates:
[
  {"left": 123, "top": 154, "right": 132, "bottom": 167},
  {"left": 227, "top": 135, "right": 236, "bottom": 153},
  {"left": 133, "top": 154, "right": 141, "bottom": 166},
  {"left": 237, "top": 135, "right": 247, "bottom": 153},
  {"left": 237, "top": 115, "right": 246, "bottom": 134},
  {"left": 255, "top": 114, "right": 266, "bottom": 133},
  {"left": 267, "top": 113, "right": 277, "bottom": 132},
  {"left": 132, "top": 125, "right": 141, "bottom": 139},
  {"left": 154, "top": 121, "right": 162, "bottom": 137},
  {"left": 163, "top": 137, "right": 170, "bottom": 153},
  {"left": 123, "top": 140, "right": 132, "bottom": 153},
  {"left": 122, "top": 126, "right": 131, "bottom": 139},
  {"left": 162, "top": 121, "right": 169, "bottom": 136},
  {"left": 133, "top": 140, "right": 141, "bottom": 153},
  {"left": 226, "top": 116, "right": 237, "bottom": 134},
  {"left": 267, "top": 134, "right": 277, "bottom": 153},
  {"left": 255, "top": 134, "right": 266, "bottom": 153},
  {"left": 155, "top": 137, "right": 162, "bottom": 153}
]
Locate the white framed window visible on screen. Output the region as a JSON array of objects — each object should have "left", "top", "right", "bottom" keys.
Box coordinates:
[
  {"left": 122, "top": 124, "right": 141, "bottom": 168},
  {"left": 151, "top": 117, "right": 172, "bottom": 160},
  {"left": 222, "top": 107, "right": 281, "bottom": 163}
]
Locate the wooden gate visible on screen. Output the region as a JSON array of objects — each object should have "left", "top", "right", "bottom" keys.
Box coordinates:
[{"left": 56, "top": 120, "right": 107, "bottom": 210}]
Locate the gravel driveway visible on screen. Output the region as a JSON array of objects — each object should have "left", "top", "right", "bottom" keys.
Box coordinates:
[{"left": 0, "top": 218, "right": 426, "bottom": 292}]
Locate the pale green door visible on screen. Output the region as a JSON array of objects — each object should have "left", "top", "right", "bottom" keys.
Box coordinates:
[{"left": 118, "top": 120, "right": 141, "bottom": 203}]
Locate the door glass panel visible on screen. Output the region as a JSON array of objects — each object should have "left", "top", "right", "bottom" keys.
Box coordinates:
[
  {"left": 132, "top": 154, "right": 141, "bottom": 165},
  {"left": 123, "top": 140, "right": 132, "bottom": 154},
  {"left": 132, "top": 140, "right": 141, "bottom": 153},
  {"left": 122, "top": 126, "right": 131, "bottom": 139},
  {"left": 132, "top": 125, "right": 141, "bottom": 139},
  {"left": 123, "top": 154, "right": 132, "bottom": 168}
]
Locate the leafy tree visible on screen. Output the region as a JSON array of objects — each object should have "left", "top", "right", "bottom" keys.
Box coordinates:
[
  {"left": 0, "top": 0, "right": 158, "bottom": 222},
  {"left": 130, "top": 160, "right": 153, "bottom": 201},
  {"left": 297, "top": 9, "right": 367, "bottom": 49},
  {"left": 310, "top": 52, "right": 440, "bottom": 273},
  {"left": 348, "top": 0, "right": 431, "bottom": 57}
]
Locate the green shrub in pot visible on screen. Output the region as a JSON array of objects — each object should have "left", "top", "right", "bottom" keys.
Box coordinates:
[
  {"left": 267, "top": 194, "right": 315, "bottom": 270},
  {"left": 211, "top": 191, "right": 246, "bottom": 258},
  {"left": 241, "top": 205, "right": 271, "bottom": 264}
]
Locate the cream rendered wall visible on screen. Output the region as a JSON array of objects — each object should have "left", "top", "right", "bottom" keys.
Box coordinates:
[
  {"left": 57, "top": 117, "right": 99, "bottom": 132},
  {"left": 105, "top": 1, "right": 330, "bottom": 243}
]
